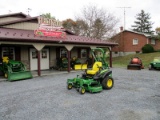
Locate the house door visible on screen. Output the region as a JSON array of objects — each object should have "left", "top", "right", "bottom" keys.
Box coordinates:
[{"left": 30, "top": 48, "right": 49, "bottom": 70}]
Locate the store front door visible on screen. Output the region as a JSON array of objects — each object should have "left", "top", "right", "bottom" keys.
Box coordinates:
[{"left": 30, "top": 48, "right": 49, "bottom": 70}]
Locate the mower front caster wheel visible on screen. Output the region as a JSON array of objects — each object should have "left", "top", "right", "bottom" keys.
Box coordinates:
[
  {"left": 67, "top": 84, "right": 73, "bottom": 90},
  {"left": 79, "top": 87, "right": 85, "bottom": 94}
]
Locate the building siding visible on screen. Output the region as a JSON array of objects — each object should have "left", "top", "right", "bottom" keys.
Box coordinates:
[
  {"left": 123, "top": 32, "right": 148, "bottom": 52},
  {"left": 49, "top": 47, "right": 56, "bottom": 68},
  {"left": 3, "top": 22, "right": 39, "bottom": 30},
  {"left": 0, "top": 17, "right": 23, "bottom": 23},
  {"left": 21, "top": 46, "right": 30, "bottom": 70}
]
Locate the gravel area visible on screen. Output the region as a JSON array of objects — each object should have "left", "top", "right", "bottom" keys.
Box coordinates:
[{"left": 0, "top": 68, "right": 159, "bottom": 120}]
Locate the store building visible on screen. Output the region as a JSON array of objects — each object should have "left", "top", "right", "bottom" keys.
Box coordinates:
[{"left": 0, "top": 12, "right": 118, "bottom": 76}]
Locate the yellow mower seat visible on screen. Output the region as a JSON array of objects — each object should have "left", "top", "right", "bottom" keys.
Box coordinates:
[
  {"left": 86, "top": 62, "right": 102, "bottom": 75},
  {"left": 2, "top": 57, "right": 9, "bottom": 64}
]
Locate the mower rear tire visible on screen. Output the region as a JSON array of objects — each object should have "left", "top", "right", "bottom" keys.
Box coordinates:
[
  {"left": 79, "top": 87, "right": 85, "bottom": 94},
  {"left": 67, "top": 84, "right": 73, "bottom": 90},
  {"left": 102, "top": 76, "right": 114, "bottom": 90}
]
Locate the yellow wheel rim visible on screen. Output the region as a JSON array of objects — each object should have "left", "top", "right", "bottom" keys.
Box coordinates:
[
  {"left": 68, "top": 84, "right": 72, "bottom": 89},
  {"left": 107, "top": 79, "right": 112, "bottom": 88},
  {"left": 81, "top": 88, "right": 85, "bottom": 94},
  {"left": 4, "top": 73, "right": 8, "bottom": 78}
]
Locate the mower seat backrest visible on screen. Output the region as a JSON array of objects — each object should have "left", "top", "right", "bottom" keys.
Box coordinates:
[{"left": 86, "top": 61, "right": 102, "bottom": 75}]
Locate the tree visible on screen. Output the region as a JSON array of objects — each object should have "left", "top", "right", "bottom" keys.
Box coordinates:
[
  {"left": 41, "top": 13, "right": 55, "bottom": 19},
  {"left": 62, "top": 19, "right": 77, "bottom": 32},
  {"left": 155, "top": 27, "right": 160, "bottom": 35},
  {"left": 132, "top": 10, "right": 154, "bottom": 34},
  {"left": 63, "top": 5, "right": 119, "bottom": 39}
]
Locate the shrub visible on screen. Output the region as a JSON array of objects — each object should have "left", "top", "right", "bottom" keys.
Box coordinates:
[{"left": 141, "top": 44, "right": 154, "bottom": 53}]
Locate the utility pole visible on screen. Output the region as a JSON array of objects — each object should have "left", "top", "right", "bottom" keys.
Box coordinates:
[{"left": 117, "top": 7, "right": 131, "bottom": 29}]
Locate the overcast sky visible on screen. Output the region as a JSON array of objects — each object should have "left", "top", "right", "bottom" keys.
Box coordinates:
[{"left": 0, "top": 0, "right": 159, "bottom": 32}]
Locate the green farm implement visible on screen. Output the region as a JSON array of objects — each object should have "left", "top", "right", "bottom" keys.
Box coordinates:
[
  {"left": 67, "top": 48, "right": 114, "bottom": 94},
  {"left": 149, "top": 57, "right": 160, "bottom": 70},
  {"left": 0, "top": 57, "right": 32, "bottom": 81}
]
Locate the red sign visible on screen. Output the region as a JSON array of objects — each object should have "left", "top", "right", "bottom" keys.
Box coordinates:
[
  {"left": 34, "top": 29, "right": 66, "bottom": 38},
  {"left": 34, "top": 22, "right": 66, "bottom": 38}
]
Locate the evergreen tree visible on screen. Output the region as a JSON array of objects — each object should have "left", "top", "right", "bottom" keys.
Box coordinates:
[{"left": 132, "top": 10, "right": 154, "bottom": 34}]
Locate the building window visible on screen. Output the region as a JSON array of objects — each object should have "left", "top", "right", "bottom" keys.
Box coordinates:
[
  {"left": 32, "top": 51, "right": 37, "bottom": 59},
  {"left": 151, "top": 39, "right": 155, "bottom": 45},
  {"left": 60, "top": 48, "right": 67, "bottom": 58},
  {"left": 81, "top": 49, "right": 87, "bottom": 58},
  {"left": 114, "top": 51, "right": 118, "bottom": 54},
  {"left": 2, "top": 47, "right": 15, "bottom": 60},
  {"left": 133, "top": 38, "right": 138, "bottom": 45},
  {"left": 42, "top": 50, "right": 47, "bottom": 58}
]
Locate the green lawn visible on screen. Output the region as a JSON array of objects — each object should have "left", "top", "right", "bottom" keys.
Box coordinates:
[{"left": 109, "top": 52, "right": 160, "bottom": 68}]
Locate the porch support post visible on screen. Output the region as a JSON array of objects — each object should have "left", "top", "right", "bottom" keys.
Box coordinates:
[
  {"left": 65, "top": 45, "right": 73, "bottom": 73},
  {"left": 37, "top": 50, "right": 41, "bottom": 76},
  {"left": 108, "top": 47, "right": 112, "bottom": 68},
  {"left": 32, "top": 43, "right": 45, "bottom": 76},
  {"left": 67, "top": 51, "right": 71, "bottom": 72}
]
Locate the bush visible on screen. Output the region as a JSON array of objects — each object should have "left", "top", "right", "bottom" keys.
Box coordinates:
[{"left": 141, "top": 44, "right": 154, "bottom": 53}]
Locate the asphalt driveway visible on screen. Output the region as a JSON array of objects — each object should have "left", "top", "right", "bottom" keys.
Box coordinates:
[{"left": 0, "top": 68, "right": 159, "bottom": 120}]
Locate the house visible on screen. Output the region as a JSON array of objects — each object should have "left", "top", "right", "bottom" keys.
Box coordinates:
[
  {"left": 111, "top": 27, "right": 160, "bottom": 57},
  {"left": 0, "top": 12, "right": 118, "bottom": 76}
]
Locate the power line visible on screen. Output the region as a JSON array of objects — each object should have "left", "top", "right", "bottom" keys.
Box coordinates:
[{"left": 117, "top": 7, "right": 131, "bottom": 29}]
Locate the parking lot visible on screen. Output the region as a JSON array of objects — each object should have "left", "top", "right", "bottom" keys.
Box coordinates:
[{"left": 0, "top": 68, "right": 159, "bottom": 120}]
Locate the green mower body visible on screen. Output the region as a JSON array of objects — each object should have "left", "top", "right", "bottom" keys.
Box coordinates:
[
  {"left": 67, "top": 68, "right": 113, "bottom": 94},
  {"left": 0, "top": 57, "right": 32, "bottom": 81},
  {"left": 149, "top": 57, "right": 160, "bottom": 70}
]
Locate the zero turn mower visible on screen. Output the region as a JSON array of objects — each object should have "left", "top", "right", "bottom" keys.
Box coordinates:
[{"left": 67, "top": 48, "right": 114, "bottom": 94}]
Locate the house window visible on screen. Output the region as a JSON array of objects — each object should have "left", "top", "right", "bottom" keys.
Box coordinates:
[
  {"left": 151, "top": 39, "right": 155, "bottom": 45},
  {"left": 81, "top": 49, "right": 87, "bottom": 58},
  {"left": 60, "top": 48, "right": 67, "bottom": 58},
  {"left": 133, "top": 38, "right": 138, "bottom": 45},
  {"left": 2, "top": 47, "right": 15, "bottom": 60}
]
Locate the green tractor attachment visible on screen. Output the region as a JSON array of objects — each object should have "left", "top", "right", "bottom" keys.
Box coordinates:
[
  {"left": 0, "top": 57, "right": 32, "bottom": 81},
  {"left": 149, "top": 57, "right": 160, "bottom": 70},
  {"left": 67, "top": 48, "right": 114, "bottom": 94},
  {"left": 56, "top": 57, "right": 68, "bottom": 71},
  {"left": 70, "top": 56, "right": 87, "bottom": 70}
]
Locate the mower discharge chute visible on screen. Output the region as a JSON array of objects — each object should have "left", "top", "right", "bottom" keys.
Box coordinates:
[
  {"left": 127, "top": 57, "right": 144, "bottom": 70},
  {"left": 67, "top": 48, "right": 114, "bottom": 94},
  {"left": 0, "top": 57, "right": 32, "bottom": 81}
]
